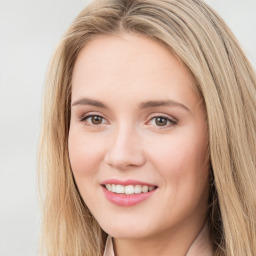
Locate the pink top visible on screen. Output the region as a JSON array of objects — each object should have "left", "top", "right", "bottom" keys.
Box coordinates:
[{"left": 103, "top": 223, "right": 214, "bottom": 256}]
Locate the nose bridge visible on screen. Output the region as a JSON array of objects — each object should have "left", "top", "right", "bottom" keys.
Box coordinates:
[{"left": 104, "top": 122, "right": 145, "bottom": 169}]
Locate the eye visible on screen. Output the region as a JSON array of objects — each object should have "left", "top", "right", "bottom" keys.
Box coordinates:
[
  {"left": 154, "top": 117, "right": 169, "bottom": 126},
  {"left": 147, "top": 115, "right": 177, "bottom": 128},
  {"left": 81, "top": 114, "right": 107, "bottom": 126}
]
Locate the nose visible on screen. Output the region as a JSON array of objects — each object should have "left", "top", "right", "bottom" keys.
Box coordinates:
[{"left": 104, "top": 125, "right": 146, "bottom": 170}]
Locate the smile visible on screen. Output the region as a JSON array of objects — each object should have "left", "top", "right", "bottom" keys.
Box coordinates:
[
  {"left": 104, "top": 184, "right": 156, "bottom": 195},
  {"left": 101, "top": 180, "right": 158, "bottom": 207}
]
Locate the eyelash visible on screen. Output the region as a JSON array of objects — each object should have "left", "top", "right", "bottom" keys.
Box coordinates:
[
  {"left": 80, "top": 113, "right": 178, "bottom": 129},
  {"left": 80, "top": 114, "right": 108, "bottom": 128},
  {"left": 146, "top": 114, "right": 178, "bottom": 128}
]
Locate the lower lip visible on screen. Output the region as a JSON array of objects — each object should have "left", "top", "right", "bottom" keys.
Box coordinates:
[{"left": 102, "top": 186, "right": 157, "bottom": 206}]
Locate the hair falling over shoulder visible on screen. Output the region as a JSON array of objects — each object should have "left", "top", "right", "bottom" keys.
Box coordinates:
[{"left": 38, "top": 0, "right": 256, "bottom": 255}]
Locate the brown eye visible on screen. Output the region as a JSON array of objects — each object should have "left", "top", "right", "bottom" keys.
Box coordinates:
[
  {"left": 90, "top": 115, "right": 103, "bottom": 125},
  {"left": 81, "top": 114, "right": 107, "bottom": 126},
  {"left": 155, "top": 117, "right": 168, "bottom": 126},
  {"left": 147, "top": 115, "right": 177, "bottom": 128}
]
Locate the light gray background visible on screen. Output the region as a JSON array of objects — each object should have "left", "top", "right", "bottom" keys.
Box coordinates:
[{"left": 0, "top": 1, "right": 255, "bottom": 256}]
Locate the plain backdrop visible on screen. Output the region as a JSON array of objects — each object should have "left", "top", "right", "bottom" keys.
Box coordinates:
[{"left": 0, "top": 1, "right": 255, "bottom": 255}]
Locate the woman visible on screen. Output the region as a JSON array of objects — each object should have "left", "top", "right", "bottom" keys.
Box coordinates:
[{"left": 38, "top": 0, "right": 256, "bottom": 255}]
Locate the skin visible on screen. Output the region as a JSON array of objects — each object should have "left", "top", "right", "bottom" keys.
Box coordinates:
[{"left": 69, "top": 33, "right": 210, "bottom": 256}]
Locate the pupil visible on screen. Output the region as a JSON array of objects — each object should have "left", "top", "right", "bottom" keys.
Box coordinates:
[
  {"left": 92, "top": 116, "right": 102, "bottom": 124},
  {"left": 156, "top": 117, "right": 167, "bottom": 126}
]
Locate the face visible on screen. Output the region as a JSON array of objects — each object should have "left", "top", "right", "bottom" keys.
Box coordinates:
[{"left": 69, "top": 33, "right": 209, "bottom": 240}]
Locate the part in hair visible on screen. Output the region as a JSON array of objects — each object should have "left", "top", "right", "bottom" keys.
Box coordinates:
[{"left": 38, "top": 0, "right": 256, "bottom": 255}]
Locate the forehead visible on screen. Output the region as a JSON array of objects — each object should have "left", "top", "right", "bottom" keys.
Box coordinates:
[{"left": 71, "top": 33, "right": 200, "bottom": 108}]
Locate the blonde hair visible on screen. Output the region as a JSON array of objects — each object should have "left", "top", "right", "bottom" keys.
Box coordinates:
[{"left": 38, "top": 0, "right": 256, "bottom": 255}]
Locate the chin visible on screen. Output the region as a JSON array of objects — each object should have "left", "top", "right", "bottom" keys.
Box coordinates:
[
  {"left": 100, "top": 218, "right": 153, "bottom": 239},
  {"left": 107, "top": 229, "right": 152, "bottom": 239}
]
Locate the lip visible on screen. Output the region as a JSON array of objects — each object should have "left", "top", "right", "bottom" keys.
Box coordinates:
[
  {"left": 101, "top": 179, "right": 157, "bottom": 187},
  {"left": 101, "top": 179, "right": 158, "bottom": 207}
]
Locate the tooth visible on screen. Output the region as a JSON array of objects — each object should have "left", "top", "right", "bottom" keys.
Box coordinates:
[
  {"left": 125, "top": 185, "right": 134, "bottom": 195},
  {"left": 106, "top": 184, "right": 112, "bottom": 191},
  {"left": 115, "top": 185, "right": 125, "bottom": 194},
  {"left": 106, "top": 184, "right": 155, "bottom": 194},
  {"left": 134, "top": 185, "right": 142, "bottom": 194},
  {"left": 142, "top": 185, "right": 149, "bottom": 193},
  {"left": 111, "top": 184, "right": 116, "bottom": 193},
  {"left": 149, "top": 186, "right": 155, "bottom": 191}
]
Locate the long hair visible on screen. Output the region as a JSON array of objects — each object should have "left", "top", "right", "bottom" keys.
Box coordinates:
[{"left": 38, "top": 0, "right": 256, "bottom": 255}]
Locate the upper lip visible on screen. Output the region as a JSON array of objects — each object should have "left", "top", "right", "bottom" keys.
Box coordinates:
[{"left": 101, "top": 179, "right": 158, "bottom": 187}]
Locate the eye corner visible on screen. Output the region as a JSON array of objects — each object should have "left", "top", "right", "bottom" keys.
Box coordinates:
[
  {"left": 80, "top": 113, "right": 110, "bottom": 127},
  {"left": 146, "top": 114, "right": 178, "bottom": 129}
]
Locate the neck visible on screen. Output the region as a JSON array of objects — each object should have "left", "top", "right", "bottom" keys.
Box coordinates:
[{"left": 113, "top": 217, "right": 208, "bottom": 256}]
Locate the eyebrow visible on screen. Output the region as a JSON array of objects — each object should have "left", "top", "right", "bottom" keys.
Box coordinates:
[
  {"left": 139, "top": 100, "right": 190, "bottom": 112},
  {"left": 72, "top": 98, "right": 108, "bottom": 108},
  {"left": 72, "top": 97, "right": 190, "bottom": 112}
]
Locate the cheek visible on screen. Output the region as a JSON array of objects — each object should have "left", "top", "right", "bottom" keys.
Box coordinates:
[
  {"left": 146, "top": 127, "right": 209, "bottom": 199},
  {"left": 68, "top": 130, "right": 105, "bottom": 178},
  {"left": 68, "top": 130, "right": 106, "bottom": 208},
  {"left": 149, "top": 134, "right": 208, "bottom": 174}
]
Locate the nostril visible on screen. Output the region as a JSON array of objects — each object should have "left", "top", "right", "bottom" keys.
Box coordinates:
[{"left": 104, "top": 150, "right": 146, "bottom": 169}]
